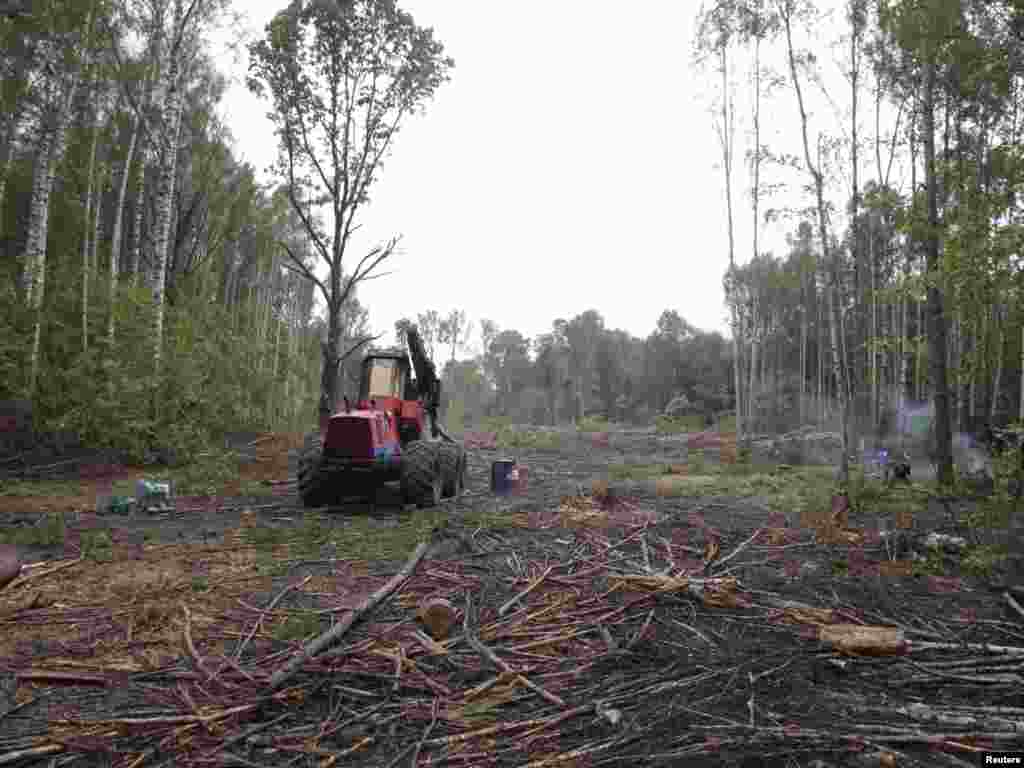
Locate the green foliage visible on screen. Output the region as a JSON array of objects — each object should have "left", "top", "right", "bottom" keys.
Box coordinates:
[{"left": 146, "top": 449, "right": 241, "bottom": 496}]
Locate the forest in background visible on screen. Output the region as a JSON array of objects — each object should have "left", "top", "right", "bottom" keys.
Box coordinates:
[
  {"left": 1, "top": 0, "right": 1023, "bottom": 474},
  {"left": 0, "top": 0, "right": 737, "bottom": 462}
]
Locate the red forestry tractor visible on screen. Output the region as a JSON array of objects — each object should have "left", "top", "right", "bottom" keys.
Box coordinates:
[{"left": 297, "top": 325, "right": 468, "bottom": 509}]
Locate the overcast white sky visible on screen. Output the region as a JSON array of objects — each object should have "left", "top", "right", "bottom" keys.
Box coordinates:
[{"left": 211, "top": 0, "right": 903, "bottom": 354}]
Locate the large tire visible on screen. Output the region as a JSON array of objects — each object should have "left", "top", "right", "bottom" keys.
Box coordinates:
[
  {"left": 297, "top": 432, "right": 334, "bottom": 508},
  {"left": 439, "top": 442, "right": 466, "bottom": 499},
  {"left": 401, "top": 441, "right": 441, "bottom": 508}
]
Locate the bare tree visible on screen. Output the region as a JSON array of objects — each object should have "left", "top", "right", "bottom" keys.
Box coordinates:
[{"left": 247, "top": 0, "right": 453, "bottom": 423}]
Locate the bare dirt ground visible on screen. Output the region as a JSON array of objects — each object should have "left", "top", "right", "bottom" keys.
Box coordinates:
[{"left": 1, "top": 428, "right": 1024, "bottom": 767}]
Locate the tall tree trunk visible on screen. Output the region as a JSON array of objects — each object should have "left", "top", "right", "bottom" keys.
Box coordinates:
[
  {"left": 82, "top": 100, "right": 101, "bottom": 353},
  {"left": 990, "top": 304, "right": 1003, "bottom": 423},
  {"left": 922, "top": 58, "right": 953, "bottom": 485},
  {"left": 1019, "top": 322, "right": 1024, "bottom": 424},
  {"left": 128, "top": 134, "right": 147, "bottom": 282},
  {"left": 320, "top": 302, "right": 344, "bottom": 425},
  {"left": 108, "top": 112, "right": 141, "bottom": 344},
  {"left": 715, "top": 41, "right": 742, "bottom": 441},
  {"left": 0, "top": 139, "right": 12, "bottom": 240},
  {"left": 149, "top": 37, "right": 189, "bottom": 384},
  {"left": 800, "top": 303, "right": 807, "bottom": 426},
  {"left": 782, "top": 0, "right": 850, "bottom": 482},
  {"left": 24, "top": 75, "right": 79, "bottom": 395},
  {"left": 748, "top": 312, "right": 759, "bottom": 432}
]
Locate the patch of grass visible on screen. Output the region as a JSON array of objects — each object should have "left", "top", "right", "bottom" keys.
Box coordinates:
[
  {"left": 846, "top": 467, "right": 890, "bottom": 512},
  {"left": 294, "top": 512, "right": 331, "bottom": 558},
  {"left": 962, "top": 545, "right": 1009, "bottom": 578},
  {"left": 320, "top": 502, "right": 522, "bottom": 563},
  {"left": 495, "top": 429, "right": 563, "bottom": 451},
  {"left": 689, "top": 450, "right": 707, "bottom": 474},
  {"left": 329, "top": 507, "right": 450, "bottom": 561},
  {"left": 577, "top": 416, "right": 611, "bottom": 433},
  {"left": 479, "top": 416, "right": 514, "bottom": 433},
  {"left": 964, "top": 498, "right": 1012, "bottom": 530},
  {"left": 81, "top": 530, "right": 113, "bottom": 562},
  {"left": 273, "top": 610, "right": 321, "bottom": 643},
  {"left": 256, "top": 552, "right": 290, "bottom": 577},
  {"left": 912, "top": 547, "right": 947, "bottom": 576},
  {"left": 245, "top": 525, "right": 287, "bottom": 553},
  {"left": 607, "top": 463, "right": 668, "bottom": 481},
  {"left": 655, "top": 415, "right": 704, "bottom": 434},
  {"left": 653, "top": 474, "right": 723, "bottom": 497},
  {"left": 237, "top": 479, "right": 277, "bottom": 497},
  {"left": 0, "top": 479, "right": 84, "bottom": 497},
  {"left": 0, "top": 513, "right": 66, "bottom": 547}
]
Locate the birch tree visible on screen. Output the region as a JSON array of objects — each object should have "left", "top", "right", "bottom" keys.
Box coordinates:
[
  {"left": 778, "top": 0, "right": 852, "bottom": 483},
  {"left": 248, "top": 0, "right": 453, "bottom": 423},
  {"left": 21, "top": 3, "right": 94, "bottom": 395}
]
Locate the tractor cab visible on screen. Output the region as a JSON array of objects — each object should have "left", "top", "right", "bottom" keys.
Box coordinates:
[{"left": 358, "top": 348, "right": 417, "bottom": 403}]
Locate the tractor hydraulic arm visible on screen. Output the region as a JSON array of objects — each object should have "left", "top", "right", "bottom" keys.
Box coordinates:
[{"left": 405, "top": 325, "right": 451, "bottom": 440}]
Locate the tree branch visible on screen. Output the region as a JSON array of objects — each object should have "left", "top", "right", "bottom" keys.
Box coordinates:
[{"left": 279, "top": 241, "right": 330, "bottom": 308}]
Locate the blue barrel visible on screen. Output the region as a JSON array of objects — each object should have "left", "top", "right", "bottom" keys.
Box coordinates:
[{"left": 491, "top": 460, "right": 516, "bottom": 495}]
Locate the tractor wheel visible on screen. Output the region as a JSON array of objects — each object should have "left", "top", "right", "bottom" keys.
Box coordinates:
[
  {"left": 439, "top": 442, "right": 466, "bottom": 499},
  {"left": 297, "top": 432, "right": 335, "bottom": 508},
  {"left": 401, "top": 441, "right": 442, "bottom": 509}
]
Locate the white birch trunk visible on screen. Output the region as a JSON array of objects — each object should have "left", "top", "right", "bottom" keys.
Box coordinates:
[
  {"left": 108, "top": 113, "right": 141, "bottom": 344},
  {"left": 82, "top": 107, "right": 100, "bottom": 353},
  {"left": 25, "top": 75, "right": 79, "bottom": 394},
  {"left": 149, "top": 34, "right": 188, "bottom": 379}
]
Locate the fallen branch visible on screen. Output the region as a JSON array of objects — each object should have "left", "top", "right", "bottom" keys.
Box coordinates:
[
  {"left": 14, "top": 670, "right": 109, "bottom": 687},
  {"left": 712, "top": 528, "right": 762, "bottom": 572},
  {"left": 0, "top": 744, "right": 64, "bottom": 765},
  {"left": 1004, "top": 591, "right": 1024, "bottom": 622},
  {"left": 181, "top": 604, "right": 217, "bottom": 681},
  {"left": 235, "top": 575, "right": 312, "bottom": 661},
  {"left": 463, "top": 591, "right": 566, "bottom": 708},
  {"left": 499, "top": 565, "right": 554, "bottom": 616},
  {"left": 5, "top": 558, "right": 82, "bottom": 590},
  {"left": 267, "top": 539, "right": 431, "bottom": 691}
]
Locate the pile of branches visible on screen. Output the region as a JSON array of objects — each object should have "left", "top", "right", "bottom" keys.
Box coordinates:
[{"left": 2, "top": 499, "right": 1023, "bottom": 767}]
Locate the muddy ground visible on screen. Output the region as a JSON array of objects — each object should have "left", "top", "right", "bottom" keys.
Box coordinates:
[{"left": 2, "top": 428, "right": 1024, "bottom": 767}]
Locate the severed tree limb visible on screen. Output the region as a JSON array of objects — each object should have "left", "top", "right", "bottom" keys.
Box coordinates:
[
  {"left": 267, "top": 540, "right": 431, "bottom": 691},
  {"left": 712, "top": 528, "right": 763, "bottom": 572},
  {"left": 499, "top": 565, "right": 554, "bottom": 616},
  {"left": 462, "top": 591, "right": 566, "bottom": 708},
  {"left": 1003, "top": 591, "right": 1024, "bottom": 622},
  {"left": 0, "top": 744, "right": 64, "bottom": 766},
  {"left": 234, "top": 575, "right": 312, "bottom": 661}
]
